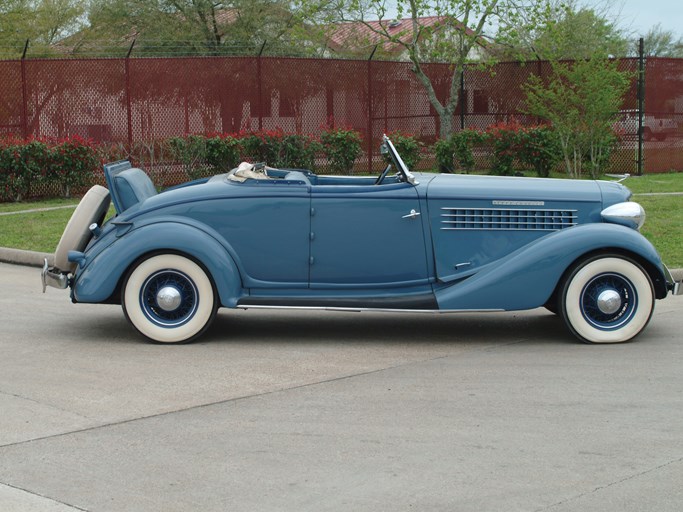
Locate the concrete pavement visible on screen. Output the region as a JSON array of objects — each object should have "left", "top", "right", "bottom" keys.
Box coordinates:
[{"left": 1, "top": 262, "right": 683, "bottom": 511}]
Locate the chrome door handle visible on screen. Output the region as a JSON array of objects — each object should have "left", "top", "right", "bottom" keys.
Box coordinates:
[{"left": 402, "top": 209, "right": 421, "bottom": 219}]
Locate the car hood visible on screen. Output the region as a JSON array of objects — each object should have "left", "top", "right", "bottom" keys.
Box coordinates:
[
  {"left": 424, "top": 174, "right": 632, "bottom": 282},
  {"left": 426, "top": 174, "right": 605, "bottom": 203}
]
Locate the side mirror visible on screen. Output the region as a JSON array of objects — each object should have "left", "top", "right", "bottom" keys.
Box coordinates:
[{"left": 379, "top": 142, "right": 389, "bottom": 155}]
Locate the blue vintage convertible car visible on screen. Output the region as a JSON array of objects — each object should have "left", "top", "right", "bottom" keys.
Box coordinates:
[{"left": 42, "top": 136, "right": 681, "bottom": 344}]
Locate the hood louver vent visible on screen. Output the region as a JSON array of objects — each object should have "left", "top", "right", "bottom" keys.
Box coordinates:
[{"left": 441, "top": 208, "right": 577, "bottom": 231}]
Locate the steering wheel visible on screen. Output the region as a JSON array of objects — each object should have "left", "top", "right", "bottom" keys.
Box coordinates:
[{"left": 374, "top": 164, "right": 392, "bottom": 185}]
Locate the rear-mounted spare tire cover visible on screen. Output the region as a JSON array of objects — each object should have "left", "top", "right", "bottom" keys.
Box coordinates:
[{"left": 54, "top": 185, "right": 111, "bottom": 273}]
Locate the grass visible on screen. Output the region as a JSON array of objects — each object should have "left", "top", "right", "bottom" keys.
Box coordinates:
[
  {"left": 1, "top": 172, "right": 681, "bottom": 266},
  {"left": 0, "top": 207, "right": 78, "bottom": 253},
  {"left": 0, "top": 198, "right": 79, "bottom": 214},
  {"left": 621, "top": 172, "right": 683, "bottom": 194},
  {"left": 636, "top": 196, "right": 683, "bottom": 267}
]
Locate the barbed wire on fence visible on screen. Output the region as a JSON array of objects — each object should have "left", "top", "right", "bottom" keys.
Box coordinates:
[{"left": 0, "top": 40, "right": 375, "bottom": 60}]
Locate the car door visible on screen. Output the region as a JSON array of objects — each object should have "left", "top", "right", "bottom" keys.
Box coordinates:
[
  {"left": 195, "top": 180, "right": 311, "bottom": 287},
  {"left": 309, "top": 182, "right": 429, "bottom": 288}
]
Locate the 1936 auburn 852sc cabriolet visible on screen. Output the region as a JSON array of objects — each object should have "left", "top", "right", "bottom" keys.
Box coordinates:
[{"left": 42, "top": 136, "right": 681, "bottom": 344}]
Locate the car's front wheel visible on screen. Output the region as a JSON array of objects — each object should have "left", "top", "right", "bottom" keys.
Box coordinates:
[
  {"left": 559, "top": 255, "right": 655, "bottom": 343},
  {"left": 122, "top": 254, "right": 217, "bottom": 343}
]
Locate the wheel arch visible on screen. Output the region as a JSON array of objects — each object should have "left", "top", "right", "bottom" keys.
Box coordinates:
[
  {"left": 435, "top": 224, "right": 667, "bottom": 311},
  {"left": 72, "top": 221, "right": 244, "bottom": 307},
  {"left": 548, "top": 247, "right": 669, "bottom": 307}
]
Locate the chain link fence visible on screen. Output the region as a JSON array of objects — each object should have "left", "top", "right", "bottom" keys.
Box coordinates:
[{"left": 1, "top": 54, "right": 681, "bottom": 197}]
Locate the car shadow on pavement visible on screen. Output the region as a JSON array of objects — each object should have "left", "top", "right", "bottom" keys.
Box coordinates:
[{"left": 199, "top": 308, "right": 577, "bottom": 346}]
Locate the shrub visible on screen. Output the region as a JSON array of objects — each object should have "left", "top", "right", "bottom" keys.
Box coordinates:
[
  {"left": 278, "top": 133, "right": 320, "bottom": 169},
  {"left": 320, "top": 127, "right": 362, "bottom": 174},
  {"left": 205, "top": 135, "right": 240, "bottom": 173},
  {"left": 525, "top": 56, "right": 630, "bottom": 178},
  {"left": 166, "top": 135, "right": 211, "bottom": 180},
  {"left": 434, "top": 129, "right": 485, "bottom": 173},
  {"left": 386, "top": 131, "right": 422, "bottom": 170},
  {"left": 237, "top": 129, "right": 320, "bottom": 170},
  {"left": 0, "top": 137, "right": 50, "bottom": 201},
  {"left": 516, "top": 126, "right": 562, "bottom": 177},
  {"left": 433, "top": 137, "right": 455, "bottom": 173},
  {"left": 48, "top": 136, "right": 99, "bottom": 197},
  {"left": 486, "top": 120, "right": 524, "bottom": 176},
  {"left": 485, "top": 121, "right": 564, "bottom": 177}
]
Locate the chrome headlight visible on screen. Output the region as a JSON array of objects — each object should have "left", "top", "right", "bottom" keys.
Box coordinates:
[{"left": 601, "top": 201, "right": 646, "bottom": 230}]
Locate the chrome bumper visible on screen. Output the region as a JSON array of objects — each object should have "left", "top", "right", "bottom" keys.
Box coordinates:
[
  {"left": 41, "top": 258, "right": 69, "bottom": 292},
  {"left": 664, "top": 265, "right": 683, "bottom": 296}
]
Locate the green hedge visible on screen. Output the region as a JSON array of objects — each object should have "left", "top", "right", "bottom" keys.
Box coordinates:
[
  {"left": 0, "top": 128, "right": 366, "bottom": 202},
  {"left": 165, "top": 127, "right": 364, "bottom": 180},
  {"left": 0, "top": 136, "right": 99, "bottom": 202},
  {"left": 432, "top": 122, "right": 562, "bottom": 177},
  {"left": 1, "top": 125, "right": 568, "bottom": 203}
]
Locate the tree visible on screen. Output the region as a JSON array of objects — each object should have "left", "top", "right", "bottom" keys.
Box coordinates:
[
  {"left": 525, "top": 56, "right": 630, "bottom": 178},
  {"left": 637, "top": 24, "right": 683, "bottom": 57},
  {"left": 296, "top": 0, "right": 546, "bottom": 138},
  {"left": 0, "top": 0, "right": 84, "bottom": 56},
  {"left": 80, "top": 0, "right": 303, "bottom": 56},
  {"left": 496, "top": 0, "right": 629, "bottom": 60}
]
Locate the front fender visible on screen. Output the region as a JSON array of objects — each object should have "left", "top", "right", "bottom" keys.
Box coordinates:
[
  {"left": 73, "top": 220, "right": 243, "bottom": 306},
  {"left": 435, "top": 223, "right": 666, "bottom": 311}
]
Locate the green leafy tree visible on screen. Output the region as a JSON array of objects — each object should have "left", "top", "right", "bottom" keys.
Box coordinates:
[
  {"left": 80, "top": 0, "right": 303, "bottom": 56},
  {"left": 0, "top": 0, "right": 84, "bottom": 56},
  {"left": 525, "top": 56, "right": 630, "bottom": 178},
  {"left": 636, "top": 24, "right": 683, "bottom": 57},
  {"left": 297, "top": 0, "right": 546, "bottom": 138},
  {"left": 497, "top": 0, "right": 628, "bottom": 60}
]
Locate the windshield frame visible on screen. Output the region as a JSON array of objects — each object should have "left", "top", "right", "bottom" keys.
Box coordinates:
[{"left": 381, "top": 134, "right": 419, "bottom": 186}]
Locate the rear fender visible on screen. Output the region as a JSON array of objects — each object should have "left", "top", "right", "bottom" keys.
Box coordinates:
[
  {"left": 73, "top": 220, "right": 243, "bottom": 306},
  {"left": 435, "top": 224, "right": 666, "bottom": 311}
]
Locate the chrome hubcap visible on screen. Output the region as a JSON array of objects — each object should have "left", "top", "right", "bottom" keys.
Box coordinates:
[
  {"left": 597, "top": 289, "right": 622, "bottom": 315},
  {"left": 156, "top": 286, "right": 182, "bottom": 312}
]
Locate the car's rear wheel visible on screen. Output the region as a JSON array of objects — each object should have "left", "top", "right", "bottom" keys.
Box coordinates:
[
  {"left": 559, "top": 255, "right": 654, "bottom": 343},
  {"left": 122, "top": 254, "right": 217, "bottom": 343}
]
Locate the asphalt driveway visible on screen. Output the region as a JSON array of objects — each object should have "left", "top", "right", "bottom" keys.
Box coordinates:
[{"left": 1, "top": 261, "right": 682, "bottom": 511}]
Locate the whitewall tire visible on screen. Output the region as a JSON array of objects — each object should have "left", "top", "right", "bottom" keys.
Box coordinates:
[
  {"left": 560, "top": 255, "right": 655, "bottom": 343},
  {"left": 122, "top": 254, "right": 217, "bottom": 343},
  {"left": 54, "top": 185, "right": 110, "bottom": 273}
]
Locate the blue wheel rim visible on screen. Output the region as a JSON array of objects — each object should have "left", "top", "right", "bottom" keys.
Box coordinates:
[
  {"left": 580, "top": 272, "right": 637, "bottom": 331},
  {"left": 140, "top": 269, "right": 199, "bottom": 328}
]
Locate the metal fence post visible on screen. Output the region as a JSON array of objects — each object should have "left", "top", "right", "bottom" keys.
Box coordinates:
[
  {"left": 20, "top": 40, "right": 29, "bottom": 138},
  {"left": 125, "top": 40, "right": 136, "bottom": 149},
  {"left": 637, "top": 37, "right": 645, "bottom": 176},
  {"left": 460, "top": 67, "right": 465, "bottom": 130},
  {"left": 367, "top": 46, "right": 377, "bottom": 174},
  {"left": 257, "top": 42, "right": 266, "bottom": 132}
]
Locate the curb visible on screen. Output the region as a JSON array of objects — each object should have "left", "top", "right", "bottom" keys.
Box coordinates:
[
  {"left": 2, "top": 247, "right": 681, "bottom": 281},
  {"left": 0, "top": 247, "right": 53, "bottom": 268}
]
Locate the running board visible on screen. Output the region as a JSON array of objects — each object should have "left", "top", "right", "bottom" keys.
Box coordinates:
[{"left": 235, "top": 305, "right": 504, "bottom": 314}]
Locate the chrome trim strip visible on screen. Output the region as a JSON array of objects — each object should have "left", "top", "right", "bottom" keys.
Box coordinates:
[
  {"left": 440, "top": 207, "right": 577, "bottom": 213},
  {"left": 441, "top": 227, "right": 565, "bottom": 231},
  {"left": 441, "top": 215, "right": 578, "bottom": 219},
  {"left": 492, "top": 200, "right": 545, "bottom": 206},
  {"left": 236, "top": 305, "right": 504, "bottom": 313}
]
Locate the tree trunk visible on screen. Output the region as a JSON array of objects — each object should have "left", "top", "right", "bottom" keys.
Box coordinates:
[{"left": 439, "top": 113, "right": 453, "bottom": 139}]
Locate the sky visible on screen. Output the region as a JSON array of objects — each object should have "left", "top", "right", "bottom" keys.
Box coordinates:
[{"left": 583, "top": 0, "right": 683, "bottom": 37}]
